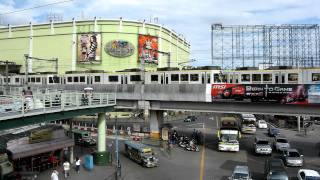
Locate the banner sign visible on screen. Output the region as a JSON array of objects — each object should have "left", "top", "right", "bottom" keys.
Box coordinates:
[
  {"left": 138, "top": 35, "right": 158, "bottom": 65},
  {"left": 211, "top": 84, "right": 320, "bottom": 104},
  {"left": 77, "top": 33, "right": 101, "bottom": 64},
  {"left": 105, "top": 40, "right": 135, "bottom": 57}
]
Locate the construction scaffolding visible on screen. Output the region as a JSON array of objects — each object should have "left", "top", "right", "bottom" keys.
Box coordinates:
[{"left": 211, "top": 24, "right": 320, "bottom": 69}]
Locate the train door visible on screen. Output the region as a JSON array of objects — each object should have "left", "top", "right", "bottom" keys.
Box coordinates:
[
  {"left": 281, "top": 74, "right": 285, "bottom": 84},
  {"left": 160, "top": 74, "right": 164, "bottom": 84},
  {"left": 165, "top": 74, "right": 168, "bottom": 84},
  {"left": 201, "top": 73, "right": 205, "bottom": 84}
]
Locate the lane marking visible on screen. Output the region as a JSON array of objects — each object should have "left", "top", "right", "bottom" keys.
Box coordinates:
[{"left": 199, "top": 145, "right": 206, "bottom": 180}]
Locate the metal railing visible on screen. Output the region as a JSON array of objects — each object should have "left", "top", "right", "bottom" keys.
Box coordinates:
[{"left": 0, "top": 92, "right": 116, "bottom": 120}]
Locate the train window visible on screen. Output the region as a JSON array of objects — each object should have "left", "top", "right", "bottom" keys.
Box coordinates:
[
  {"left": 74, "top": 77, "right": 79, "bottom": 82},
  {"left": 130, "top": 75, "right": 141, "bottom": 81},
  {"left": 31, "top": 77, "right": 35, "bottom": 83},
  {"left": 171, "top": 74, "right": 179, "bottom": 81},
  {"left": 109, "top": 76, "right": 119, "bottom": 82},
  {"left": 263, "top": 74, "right": 272, "bottom": 82},
  {"left": 36, "top": 77, "right": 41, "bottom": 82},
  {"left": 53, "top": 76, "right": 60, "bottom": 83},
  {"left": 15, "top": 78, "right": 19, "bottom": 83},
  {"left": 214, "top": 74, "right": 221, "bottom": 83},
  {"left": 312, "top": 73, "right": 320, "bottom": 81},
  {"left": 288, "top": 73, "right": 298, "bottom": 81},
  {"left": 151, "top": 75, "right": 158, "bottom": 81},
  {"left": 241, "top": 74, "right": 250, "bottom": 82},
  {"left": 180, "top": 74, "right": 189, "bottom": 81},
  {"left": 80, "top": 76, "right": 85, "bottom": 82},
  {"left": 252, "top": 74, "right": 261, "bottom": 81},
  {"left": 190, "top": 74, "right": 199, "bottom": 81},
  {"left": 67, "top": 77, "right": 72, "bottom": 82},
  {"left": 4, "top": 78, "right": 10, "bottom": 83},
  {"left": 235, "top": 74, "right": 239, "bottom": 83},
  {"left": 94, "top": 76, "right": 101, "bottom": 82}
]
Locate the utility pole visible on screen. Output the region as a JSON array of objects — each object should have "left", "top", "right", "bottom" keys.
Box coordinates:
[
  {"left": 24, "top": 54, "right": 29, "bottom": 85},
  {"left": 5, "top": 60, "right": 8, "bottom": 92}
]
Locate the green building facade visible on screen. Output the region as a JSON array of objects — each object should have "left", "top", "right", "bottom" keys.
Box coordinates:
[{"left": 0, "top": 18, "right": 190, "bottom": 74}]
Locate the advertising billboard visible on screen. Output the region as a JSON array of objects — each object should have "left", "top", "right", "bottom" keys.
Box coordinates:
[
  {"left": 77, "top": 33, "right": 101, "bottom": 64},
  {"left": 138, "top": 35, "right": 158, "bottom": 65},
  {"left": 211, "top": 84, "right": 320, "bottom": 104}
]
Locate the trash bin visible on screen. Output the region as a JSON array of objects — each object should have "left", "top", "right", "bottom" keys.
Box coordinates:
[{"left": 84, "top": 154, "right": 94, "bottom": 170}]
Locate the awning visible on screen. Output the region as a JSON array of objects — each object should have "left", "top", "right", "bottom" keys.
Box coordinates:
[{"left": 7, "top": 137, "right": 74, "bottom": 160}]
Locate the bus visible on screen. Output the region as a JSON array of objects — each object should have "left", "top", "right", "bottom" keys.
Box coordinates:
[
  {"left": 217, "top": 117, "right": 241, "bottom": 152},
  {"left": 240, "top": 114, "right": 256, "bottom": 134},
  {"left": 71, "top": 129, "right": 96, "bottom": 146},
  {"left": 124, "top": 140, "right": 158, "bottom": 167}
]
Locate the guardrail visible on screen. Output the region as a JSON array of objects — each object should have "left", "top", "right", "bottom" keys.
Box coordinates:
[{"left": 0, "top": 92, "right": 116, "bottom": 120}]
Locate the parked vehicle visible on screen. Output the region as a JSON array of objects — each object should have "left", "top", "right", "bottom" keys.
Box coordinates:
[
  {"left": 254, "top": 137, "right": 272, "bottom": 155},
  {"left": 265, "top": 158, "right": 288, "bottom": 180},
  {"left": 185, "top": 139, "right": 200, "bottom": 152},
  {"left": 274, "top": 136, "right": 290, "bottom": 151},
  {"left": 281, "top": 149, "right": 304, "bottom": 167},
  {"left": 257, "top": 120, "right": 268, "bottom": 129},
  {"left": 268, "top": 127, "right": 280, "bottom": 137},
  {"left": 184, "top": 116, "right": 197, "bottom": 122},
  {"left": 229, "top": 165, "right": 252, "bottom": 180},
  {"left": 71, "top": 129, "right": 96, "bottom": 147},
  {"left": 297, "top": 169, "right": 320, "bottom": 180},
  {"left": 124, "top": 140, "right": 158, "bottom": 168}
]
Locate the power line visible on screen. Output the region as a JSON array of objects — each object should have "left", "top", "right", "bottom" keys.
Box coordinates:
[{"left": 0, "top": 0, "right": 73, "bottom": 16}]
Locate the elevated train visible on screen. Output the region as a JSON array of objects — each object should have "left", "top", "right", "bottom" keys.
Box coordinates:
[{"left": 0, "top": 66, "right": 319, "bottom": 86}]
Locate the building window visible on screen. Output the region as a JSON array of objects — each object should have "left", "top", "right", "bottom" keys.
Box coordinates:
[
  {"left": 94, "top": 76, "right": 101, "bottom": 83},
  {"left": 312, "top": 73, "right": 320, "bottom": 81},
  {"left": 180, "top": 74, "right": 189, "bottom": 81},
  {"left": 80, "top": 76, "right": 85, "bottom": 82},
  {"left": 109, "top": 76, "right": 119, "bottom": 82},
  {"left": 190, "top": 74, "right": 199, "bottom": 81},
  {"left": 171, "top": 74, "right": 179, "bottom": 81},
  {"left": 241, "top": 74, "right": 250, "bottom": 82},
  {"left": 130, "top": 75, "right": 141, "bottom": 81},
  {"left": 288, "top": 73, "right": 298, "bottom": 81},
  {"left": 74, "top": 77, "right": 79, "bottom": 83},
  {"left": 252, "top": 74, "right": 261, "bottom": 82},
  {"left": 151, "top": 75, "right": 158, "bottom": 82},
  {"left": 67, "top": 77, "right": 72, "bottom": 82},
  {"left": 263, "top": 74, "right": 272, "bottom": 82}
]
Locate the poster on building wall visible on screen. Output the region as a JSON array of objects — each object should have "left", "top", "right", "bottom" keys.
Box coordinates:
[
  {"left": 211, "top": 84, "right": 320, "bottom": 105},
  {"left": 138, "top": 35, "right": 158, "bottom": 65},
  {"left": 77, "top": 33, "right": 101, "bottom": 64}
]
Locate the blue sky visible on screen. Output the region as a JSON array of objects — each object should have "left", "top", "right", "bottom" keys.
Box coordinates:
[{"left": 0, "top": 0, "right": 320, "bottom": 66}]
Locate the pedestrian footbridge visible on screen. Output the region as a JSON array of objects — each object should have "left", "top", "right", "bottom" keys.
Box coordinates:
[{"left": 0, "top": 92, "right": 116, "bottom": 131}]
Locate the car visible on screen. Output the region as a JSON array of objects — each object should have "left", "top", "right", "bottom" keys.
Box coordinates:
[
  {"left": 297, "top": 169, "right": 320, "bottom": 180},
  {"left": 268, "top": 127, "right": 280, "bottom": 137},
  {"left": 184, "top": 116, "right": 197, "bottom": 122},
  {"left": 257, "top": 120, "right": 268, "bottom": 129},
  {"left": 229, "top": 165, "right": 252, "bottom": 180},
  {"left": 265, "top": 158, "right": 288, "bottom": 180},
  {"left": 281, "top": 149, "right": 304, "bottom": 167},
  {"left": 254, "top": 137, "right": 272, "bottom": 155},
  {"left": 274, "top": 136, "right": 290, "bottom": 151}
]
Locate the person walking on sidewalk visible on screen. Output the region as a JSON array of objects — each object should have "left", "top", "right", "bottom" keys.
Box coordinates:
[
  {"left": 75, "top": 157, "right": 81, "bottom": 174},
  {"left": 51, "top": 170, "right": 59, "bottom": 180},
  {"left": 63, "top": 160, "right": 70, "bottom": 178}
]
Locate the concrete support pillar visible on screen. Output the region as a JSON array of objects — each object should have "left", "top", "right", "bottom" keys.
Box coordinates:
[
  {"left": 149, "top": 110, "right": 164, "bottom": 139},
  {"left": 69, "top": 120, "right": 74, "bottom": 163},
  {"left": 97, "top": 113, "right": 106, "bottom": 152},
  {"left": 297, "top": 116, "right": 301, "bottom": 132}
]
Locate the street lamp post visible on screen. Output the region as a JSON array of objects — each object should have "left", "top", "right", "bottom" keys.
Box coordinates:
[{"left": 115, "top": 115, "right": 121, "bottom": 179}]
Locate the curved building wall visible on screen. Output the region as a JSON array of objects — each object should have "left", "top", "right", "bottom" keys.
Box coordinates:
[{"left": 0, "top": 19, "right": 190, "bottom": 74}]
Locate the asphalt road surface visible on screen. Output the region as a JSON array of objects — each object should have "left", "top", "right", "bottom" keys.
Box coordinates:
[{"left": 109, "top": 113, "right": 320, "bottom": 180}]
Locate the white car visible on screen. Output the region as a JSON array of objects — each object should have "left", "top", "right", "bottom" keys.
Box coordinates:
[
  {"left": 257, "top": 120, "right": 268, "bottom": 129},
  {"left": 274, "top": 136, "right": 290, "bottom": 151},
  {"left": 297, "top": 169, "right": 320, "bottom": 180}
]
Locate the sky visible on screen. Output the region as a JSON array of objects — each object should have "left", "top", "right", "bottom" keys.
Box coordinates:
[{"left": 0, "top": 0, "right": 320, "bottom": 66}]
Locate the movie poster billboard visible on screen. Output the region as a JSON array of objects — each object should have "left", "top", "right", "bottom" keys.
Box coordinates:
[
  {"left": 211, "top": 84, "right": 320, "bottom": 105},
  {"left": 138, "top": 35, "right": 158, "bottom": 65},
  {"left": 77, "top": 33, "right": 101, "bottom": 64}
]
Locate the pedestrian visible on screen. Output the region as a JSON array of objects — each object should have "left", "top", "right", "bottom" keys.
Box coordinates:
[
  {"left": 75, "top": 157, "right": 81, "bottom": 174},
  {"left": 51, "top": 169, "right": 59, "bottom": 180},
  {"left": 63, "top": 160, "right": 70, "bottom": 178}
]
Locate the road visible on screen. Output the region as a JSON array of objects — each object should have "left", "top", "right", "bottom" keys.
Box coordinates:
[{"left": 108, "top": 113, "right": 320, "bottom": 180}]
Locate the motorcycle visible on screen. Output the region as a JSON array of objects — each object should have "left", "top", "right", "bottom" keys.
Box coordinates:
[
  {"left": 185, "top": 139, "right": 200, "bottom": 152},
  {"left": 178, "top": 136, "right": 189, "bottom": 148}
]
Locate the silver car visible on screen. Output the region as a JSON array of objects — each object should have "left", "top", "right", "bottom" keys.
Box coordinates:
[
  {"left": 274, "top": 136, "right": 290, "bottom": 151},
  {"left": 229, "top": 165, "right": 252, "bottom": 180},
  {"left": 281, "top": 149, "right": 304, "bottom": 167},
  {"left": 254, "top": 137, "right": 272, "bottom": 155}
]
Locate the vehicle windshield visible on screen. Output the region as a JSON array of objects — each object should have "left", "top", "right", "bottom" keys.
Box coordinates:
[
  {"left": 288, "top": 151, "right": 300, "bottom": 157},
  {"left": 259, "top": 121, "right": 266, "bottom": 124},
  {"left": 306, "top": 177, "right": 320, "bottom": 180},
  {"left": 256, "top": 140, "right": 269, "bottom": 145},
  {"left": 221, "top": 134, "right": 238, "bottom": 142},
  {"left": 269, "top": 171, "right": 288, "bottom": 180},
  {"left": 277, "top": 139, "right": 288, "bottom": 143},
  {"left": 233, "top": 173, "right": 249, "bottom": 179},
  {"left": 242, "top": 120, "right": 255, "bottom": 125}
]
